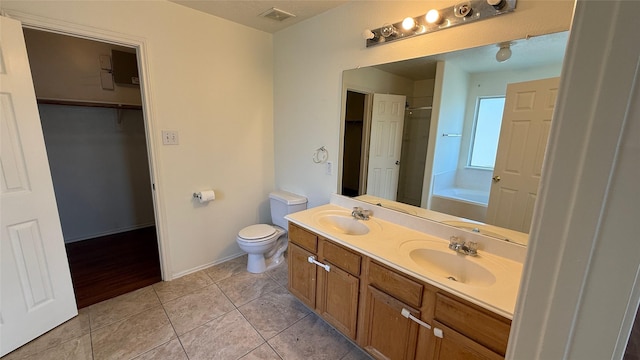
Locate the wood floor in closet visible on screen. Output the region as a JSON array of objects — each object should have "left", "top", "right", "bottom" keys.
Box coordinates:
[{"left": 65, "top": 226, "right": 162, "bottom": 309}]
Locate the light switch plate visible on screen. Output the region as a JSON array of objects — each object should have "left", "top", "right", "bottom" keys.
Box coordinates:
[
  {"left": 99, "top": 55, "right": 112, "bottom": 70},
  {"left": 162, "top": 131, "right": 179, "bottom": 145},
  {"left": 100, "top": 71, "right": 114, "bottom": 90}
]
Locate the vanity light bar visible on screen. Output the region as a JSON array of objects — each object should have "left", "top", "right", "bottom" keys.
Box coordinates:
[{"left": 364, "top": 0, "right": 517, "bottom": 48}]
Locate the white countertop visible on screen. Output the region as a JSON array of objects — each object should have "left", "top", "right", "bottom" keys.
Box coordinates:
[{"left": 286, "top": 202, "right": 523, "bottom": 319}]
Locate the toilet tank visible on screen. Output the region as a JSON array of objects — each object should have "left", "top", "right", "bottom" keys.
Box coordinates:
[{"left": 269, "top": 190, "right": 307, "bottom": 228}]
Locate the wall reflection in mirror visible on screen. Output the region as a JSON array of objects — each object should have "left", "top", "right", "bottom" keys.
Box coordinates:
[{"left": 340, "top": 31, "right": 569, "bottom": 246}]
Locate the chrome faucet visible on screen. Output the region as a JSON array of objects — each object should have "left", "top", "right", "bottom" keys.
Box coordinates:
[
  {"left": 448, "top": 236, "right": 478, "bottom": 256},
  {"left": 351, "top": 207, "right": 372, "bottom": 221}
]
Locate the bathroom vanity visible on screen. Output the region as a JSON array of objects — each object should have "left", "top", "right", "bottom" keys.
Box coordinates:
[{"left": 286, "top": 195, "right": 524, "bottom": 360}]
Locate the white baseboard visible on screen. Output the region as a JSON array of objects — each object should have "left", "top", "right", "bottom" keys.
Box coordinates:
[{"left": 169, "top": 252, "right": 246, "bottom": 280}]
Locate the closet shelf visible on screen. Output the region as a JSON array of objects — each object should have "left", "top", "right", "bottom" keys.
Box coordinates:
[{"left": 37, "top": 98, "right": 142, "bottom": 110}]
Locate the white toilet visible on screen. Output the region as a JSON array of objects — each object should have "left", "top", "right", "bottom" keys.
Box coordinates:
[{"left": 236, "top": 190, "right": 307, "bottom": 273}]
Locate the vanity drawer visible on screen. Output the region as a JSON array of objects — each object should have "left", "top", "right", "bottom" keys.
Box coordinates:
[
  {"left": 288, "top": 223, "right": 318, "bottom": 253},
  {"left": 321, "top": 239, "right": 361, "bottom": 276},
  {"left": 434, "top": 294, "right": 510, "bottom": 356},
  {"left": 368, "top": 261, "right": 423, "bottom": 308}
]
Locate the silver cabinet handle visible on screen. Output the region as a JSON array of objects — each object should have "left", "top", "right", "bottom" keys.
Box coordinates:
[
  {"left": 307, "top": 256, "right": 330, "bottom": 272},
  {"left": 401, "top": 308, "right": 431, "bottom": 329}
]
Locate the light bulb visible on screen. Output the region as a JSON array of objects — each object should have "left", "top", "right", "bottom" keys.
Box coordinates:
[
  {"left": 487, "top": 0, "right": 506, "bottom": 9},
  {"left": 496, "top": 45, "right": 512, "bottom": 62},
  {"left": 425, "top": 9, "right": 442, "bottom": 24},
  {"left": 402, "top": 17, "right": 417, "bottom": 31},
  {"left": 380, "top": 24, "right": 397, "bottom": 38},
  {"left": 362, "top": 29, "right": 375, "bottom": 40}
]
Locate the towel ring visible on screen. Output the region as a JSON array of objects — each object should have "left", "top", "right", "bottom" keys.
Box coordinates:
[{"left": 313, "top": 146, "right": 328, "bottom": 163}]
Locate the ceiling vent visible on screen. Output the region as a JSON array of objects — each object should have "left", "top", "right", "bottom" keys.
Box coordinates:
[{"left": 259, "top": 7, "right": 296, "bottom": 22}]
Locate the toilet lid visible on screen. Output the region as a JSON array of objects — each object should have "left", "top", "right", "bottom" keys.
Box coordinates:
[{"left": 239, "top": 224, "right": 276, "bottom": 240}]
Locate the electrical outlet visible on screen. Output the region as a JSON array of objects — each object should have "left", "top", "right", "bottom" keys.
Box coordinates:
[
  {"left": 326, "top": 161, "right": 333, "bottom": 175},
  {"left": 162, "top": 131, "right": 179, "bottom": 145}
]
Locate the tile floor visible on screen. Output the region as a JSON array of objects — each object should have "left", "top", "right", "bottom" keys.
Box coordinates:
[{"left": 2, "top": 255, "right": 372, "bottom": 360}]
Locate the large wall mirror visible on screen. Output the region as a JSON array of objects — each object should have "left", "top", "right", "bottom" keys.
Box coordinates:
[{"left": 339, "top": 31, "right": 569, "bottom": 246}]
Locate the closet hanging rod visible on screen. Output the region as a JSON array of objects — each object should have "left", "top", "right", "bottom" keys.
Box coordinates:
[
  {"left": 405, "top": 106, "right": 432, "bottom": 111},
  {"left": 37, "top": 98, "right": 143, "bottom": 110}
]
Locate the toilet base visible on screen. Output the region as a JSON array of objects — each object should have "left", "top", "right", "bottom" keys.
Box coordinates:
[{"left": 246, "top": 238, "right": 288, "bottom": 273}]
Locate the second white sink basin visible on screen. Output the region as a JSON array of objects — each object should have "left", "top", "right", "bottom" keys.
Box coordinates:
[
  {"left": 400, "top": 240, "right": 497, "bottom": 288},
  {"left": 408, "top": 248, "right": 496, "bottom": 287}
]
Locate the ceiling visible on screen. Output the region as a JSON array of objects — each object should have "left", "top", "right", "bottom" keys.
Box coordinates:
[
  {"left": 373, "top": 31, "right": 569, "bottom": 80},
  {"left": 169, "top": 1, "right": 348, "bottom": 33}
]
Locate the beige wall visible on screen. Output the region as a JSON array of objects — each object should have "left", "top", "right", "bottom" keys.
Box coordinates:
[
  {"left": 1, "top": 0, "right": 274, "bottom": 277},
  {"left": 273, "top": 0, "right": 574, "bottom": 207}
]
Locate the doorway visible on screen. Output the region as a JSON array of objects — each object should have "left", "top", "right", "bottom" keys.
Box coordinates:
[
  {"left": 342, "top": 90, "right": 368, "bottom": 197},
  {"left": 23, "top": 28, "right": 161, "bottom": 308}
]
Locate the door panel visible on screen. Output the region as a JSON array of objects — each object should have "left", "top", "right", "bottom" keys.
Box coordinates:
[
  {"left": 361, "top": 285, "right": 420, "bottom": 360},
  {"left": 486, "top": 77, "right": 560, "bottom": 232},
  {"left": 287, "top": 243, "right": 317, "bottom": 308},
  {"left": 0, "top": 16, "right": 77, "bottom": 356},
  {"left": 366, "top": 93, "right": 406, "bottom": 201},
  {"left": 317, "top": 262, "right": 359, "bottom": 339}
]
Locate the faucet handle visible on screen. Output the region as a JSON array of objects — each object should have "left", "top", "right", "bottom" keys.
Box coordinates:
[
  {"left": 449, "top": 236, "right": 462, "bottom": 245},
  {"left": 466, "top": 241, "right": 478, "bottom": 256}
]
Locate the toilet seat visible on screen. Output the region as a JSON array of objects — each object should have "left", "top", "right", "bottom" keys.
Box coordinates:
[{"left": 238, "top": 224, "right": 276, "bottom": 242}]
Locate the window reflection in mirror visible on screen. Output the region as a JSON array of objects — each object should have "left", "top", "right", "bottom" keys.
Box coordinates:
[
  {"left": 340, "top": 31, "right": 569, "bottom": 245},
  {"left": 469, "top": 96, "right": 505, "bottom": 169}
]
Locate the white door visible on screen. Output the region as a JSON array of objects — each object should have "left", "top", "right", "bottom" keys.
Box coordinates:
[
  {"left": 366, "top": 93, "right": 406, "bottom": 201},
  {"left": 486, "top": 77, "right": 560, "bottom": 232},
  {"left": 0, "top": 16, "right": 77, "bottom": 356}
]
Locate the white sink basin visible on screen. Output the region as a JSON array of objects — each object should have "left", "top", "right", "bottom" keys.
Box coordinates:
[
  {"left": 408, "top": 248, "right": 496, "bottom": 287},
  {"left": 400, "top": 240, "right": 497, "bottom": 288},
  {"left": 312, "top": 210, "right": 381, "bottom": 236}
]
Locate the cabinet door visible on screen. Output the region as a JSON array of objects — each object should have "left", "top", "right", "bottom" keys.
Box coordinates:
[
  {"left": 361, "top": 286, "right": 420, "bottom": 360},
  {"left": 288, "top": 243, "right": 317, "bottom": 308},
  {"left": 317, "top": 262, "right": 360, "bottom": 340},
  {"left": 432, "top": 321, "right": 503, "bottom": 360}
]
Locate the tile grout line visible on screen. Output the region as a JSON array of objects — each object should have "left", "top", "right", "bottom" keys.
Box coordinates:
[
  {"left": 89, "top": 326, "right": 95, "bottom": 360},
  {"left": 157, "top": 300, "right": 191, "bottom": 360},
  {"left": 88, "top": 287, "right": 162, "bottom": 332}
]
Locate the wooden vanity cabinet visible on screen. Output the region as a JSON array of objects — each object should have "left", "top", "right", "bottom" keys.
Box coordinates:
[
  {"left": 288, "top": 223, "right": 318, "bottom": 308},
  {"left": 288, "top": 223, "right": 362, "bottom": 340},
  {"left": 287, "top": 223, "right": 512, "bottom": 360},
  {"left": 316, "top": 239, "right": 361, "bottom": 339},
  {"left": 431, "top": 320, "right": 503, "bottom": 360},
  {"left": 430, "top": 294, "right": 511, "bottom": 359},
  {"left": 359, "top": 260, "right": 425, "bottom": 360}
]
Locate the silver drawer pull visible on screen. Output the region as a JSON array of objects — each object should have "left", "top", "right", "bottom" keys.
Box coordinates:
[
  {"left": 401, "top": 308, "right": 431, "bottom": 329},
  {"left": 307, "top": 256, "right": 330, "bottom": 272}
]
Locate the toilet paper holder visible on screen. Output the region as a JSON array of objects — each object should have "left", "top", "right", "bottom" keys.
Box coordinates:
[{"left": 193, "top": 190, "right": 216, "bottom": 203}]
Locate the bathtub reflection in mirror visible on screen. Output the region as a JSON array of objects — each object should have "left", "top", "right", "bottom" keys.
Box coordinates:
[{"left": 339, "top": 31, "right": 569, "bottom": 246}]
